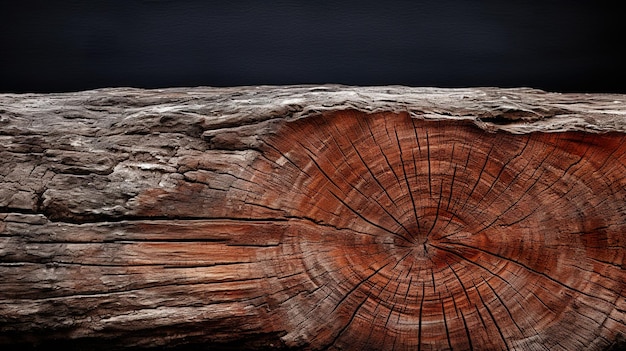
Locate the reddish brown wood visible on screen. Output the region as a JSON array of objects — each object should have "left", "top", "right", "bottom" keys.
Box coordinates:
[{"left": 1, "top": 86, "right": 625, "bottom": 350}]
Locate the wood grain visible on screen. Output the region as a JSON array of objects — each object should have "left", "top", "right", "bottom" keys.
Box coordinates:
[{"left": 1, "top": 86, "right": 625, "bottom": 350}]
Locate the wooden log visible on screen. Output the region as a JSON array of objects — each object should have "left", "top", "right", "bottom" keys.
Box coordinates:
[{"left": 1, "top": 85, "right": 625, "bottom": 350}]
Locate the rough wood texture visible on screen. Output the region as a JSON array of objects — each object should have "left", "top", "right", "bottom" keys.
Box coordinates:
[{"left": 1, "top": 85, "right": 625, "bottom": 350}]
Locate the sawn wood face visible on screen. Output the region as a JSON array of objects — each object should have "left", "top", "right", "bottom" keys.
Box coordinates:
[{"left": 216, "top": 111, "right": 626, "bottom": 350}]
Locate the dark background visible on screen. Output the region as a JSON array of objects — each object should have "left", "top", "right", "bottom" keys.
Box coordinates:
[{"left": 1, "top": 0, "right": 623, "bottom": 93}]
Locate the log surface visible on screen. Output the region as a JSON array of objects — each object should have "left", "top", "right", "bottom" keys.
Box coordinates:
[{"left": 1, "top": 85, "right": 625, "bottom": 350}]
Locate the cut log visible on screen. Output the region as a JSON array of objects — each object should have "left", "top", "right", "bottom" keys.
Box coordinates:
[{"left": 1, "top": 86, "right": 625, "bottom": 350}]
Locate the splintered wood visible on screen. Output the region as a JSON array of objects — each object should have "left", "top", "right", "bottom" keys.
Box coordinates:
[{"left": 1, "top": 86, "right": 625, "bottom": 350}]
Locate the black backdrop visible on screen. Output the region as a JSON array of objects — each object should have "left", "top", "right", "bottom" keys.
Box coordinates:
[{"left": 1, "top": 0, "right": 623, "bottom": 93}]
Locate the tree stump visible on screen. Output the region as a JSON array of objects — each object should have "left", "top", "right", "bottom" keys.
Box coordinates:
[{"left": 1, "top": 86, "right": 625, "bottom": 350}]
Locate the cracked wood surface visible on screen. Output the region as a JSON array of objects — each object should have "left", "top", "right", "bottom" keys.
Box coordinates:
[{"left": 1, "top": 85, "right": 626, "bottom": 350}]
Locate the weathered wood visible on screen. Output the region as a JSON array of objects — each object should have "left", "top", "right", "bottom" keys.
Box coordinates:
[{"left": 1, "top": 85, "right": 625, "bottom": 350}]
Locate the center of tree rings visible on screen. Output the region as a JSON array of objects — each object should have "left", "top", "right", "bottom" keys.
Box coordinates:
[{"left": 238, "top": 110, "right": 625, "bottom": 350}]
